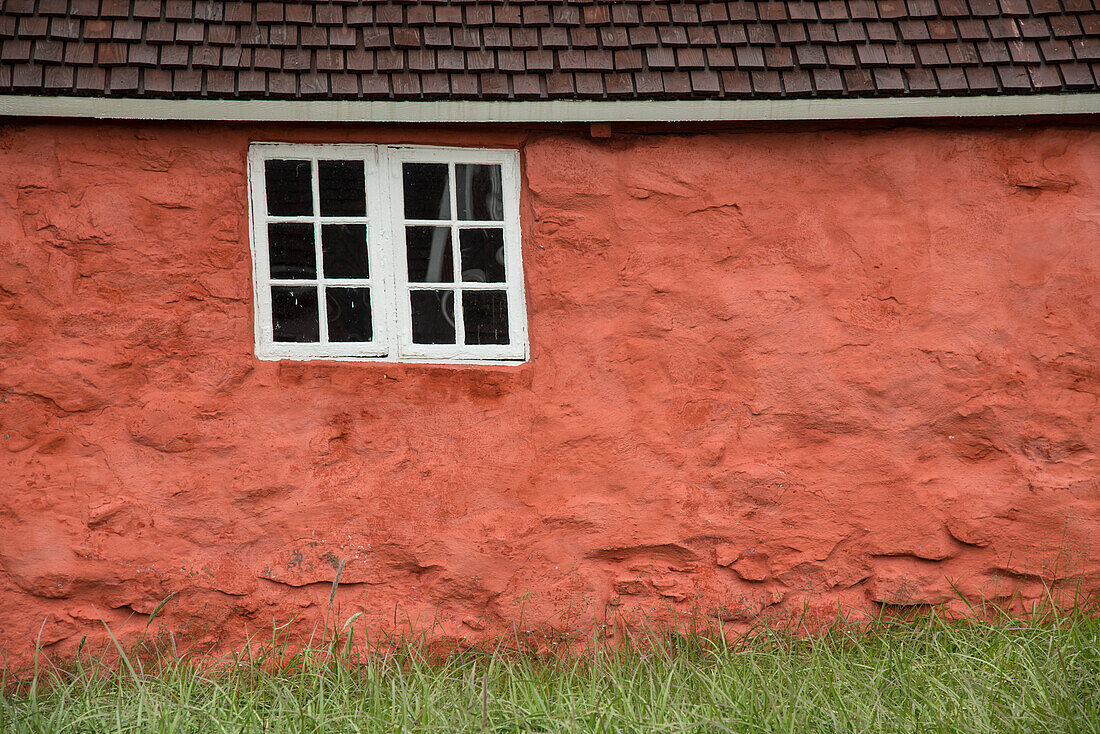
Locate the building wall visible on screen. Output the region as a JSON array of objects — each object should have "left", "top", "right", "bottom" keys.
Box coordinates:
[{"left": 1, "top": 120, "right": 1098, "bottom": 663}]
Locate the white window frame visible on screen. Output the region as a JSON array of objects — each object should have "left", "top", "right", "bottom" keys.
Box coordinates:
[{"left": 246, "top": 143, "right": 528, "bottom": 364}]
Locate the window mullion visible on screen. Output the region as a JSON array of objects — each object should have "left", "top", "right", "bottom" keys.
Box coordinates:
[
  {"left": 386, "top": 146, "right": 406, "bottom": 358},
  {"left": 449, "top": 162, "right": 466, "bottom": 347},
  {"left": 377, "top": 145, "right": 397, "bottom": 356},
  {"left": 311, "top": 158, "right": 329, "bottom": 344}
]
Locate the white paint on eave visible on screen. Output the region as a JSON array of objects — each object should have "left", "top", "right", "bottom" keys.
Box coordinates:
[{"left": 1, "top": 93, "right": 1099, "bottom": 122}]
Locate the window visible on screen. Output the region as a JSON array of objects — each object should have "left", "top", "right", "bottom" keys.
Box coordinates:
[{"left": 247, "top": 144, "right": 528, "bottom": 363}]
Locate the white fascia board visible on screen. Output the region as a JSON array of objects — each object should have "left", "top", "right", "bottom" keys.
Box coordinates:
[{"left": 1, "top": 93, "right": 1099, "bottom": 122}]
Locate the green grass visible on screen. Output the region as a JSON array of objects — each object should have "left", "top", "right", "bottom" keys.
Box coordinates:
[{"left": 2, "top": 605, "right": 1098, "bottom": 733}]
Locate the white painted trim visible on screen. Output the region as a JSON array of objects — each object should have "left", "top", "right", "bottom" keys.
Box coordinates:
[
  {"left": 247, "top": 143, "right": 528, "bottom": 364},
  {"left": 2, "top": 94, "right": 1099, "bottom": 123}
]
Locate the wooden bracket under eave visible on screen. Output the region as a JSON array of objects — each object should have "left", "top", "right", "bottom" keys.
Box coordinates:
[{"left": 589, "top": 123, "right": 612, "bottom": 139}]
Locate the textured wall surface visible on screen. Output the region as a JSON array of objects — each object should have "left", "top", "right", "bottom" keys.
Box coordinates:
[{"left": 1, "top": 121, "right": 1098, "bottom": 666}]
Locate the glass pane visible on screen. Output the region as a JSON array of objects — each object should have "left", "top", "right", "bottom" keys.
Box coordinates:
[
  {"left": 463, "top": 290, "right": 510, "bottom": 345},
  {"left": 271, "top": 286, "right": 319, "bottom": 342},
  {"left": 326, "top": 287, "right": 373, "bottom": 342},
  {"left": 265, "top": 159, "right": 312, "bottom": 216},
  {"left": 406, "top": 226, "right": 453, "bottom": 283},
  {"left": 322, "top": 224, "right": 369, "bottom": 279},
  {"left": 459, "top": 228, "right": 506, "bottom": 283},
  {"left": 410, "top": 290, "right": 456, "bottom": 344},
  {"left": 319, "top": 160, "right": 366, "bottom": 217},
  {"left": 456, "top": 164, "right": 503, "bottom": 221},
  {"left": 402, "top": 163, "right": 450, "bottom": 220},
  {"left": 268, "top": 223, "right": 316, "bottom": 279}
]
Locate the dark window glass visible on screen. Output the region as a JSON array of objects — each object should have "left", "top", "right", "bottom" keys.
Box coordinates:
[
  {"left": 326, "top": 287, "right": 373, "bottom": 342},
  {"left": 271, "top": 286, "right": 319, "bottom": 342},
  {"left": 402, "top": 163, "right": 450, "bottom": 220},
  {"left": 319, "top": 160, "right": 366, "bottom": 217},
  {"left": 459, "top": 228, "right": 506, "bottom": 283},
  {"left": 463, "top": 290, "right": 510, "bottom": 345},
  {"left": 406, "top": 226, "right": 453, "bottom": 283},
  {"left": 321, "top": 224, "right": 369, "bottom": 279},
  {"left": 410, "top": 290, "right": 456, "bottom": 344},
  {"left": 268, "top": 223, "right": 316, "bottom": 279},
  {"left": 265, "top": 159, "right": 312, "bottom": 216},
  {"left": 456, "top": 164, "right": 503, "bottom": 221}
]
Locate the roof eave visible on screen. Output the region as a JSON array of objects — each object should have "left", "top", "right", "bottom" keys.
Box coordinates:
[{"left": 2, "top": 93, "right": 1099, "bottom": 123}]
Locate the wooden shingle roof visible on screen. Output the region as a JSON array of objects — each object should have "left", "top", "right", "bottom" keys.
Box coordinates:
[{"left": 1, "top": 0, "right": 1098, "bottom": 101}]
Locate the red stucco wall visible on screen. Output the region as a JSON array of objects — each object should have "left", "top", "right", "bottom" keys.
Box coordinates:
[{"left": 1, "top": 121, "right": 1098, "bottom": 664}]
